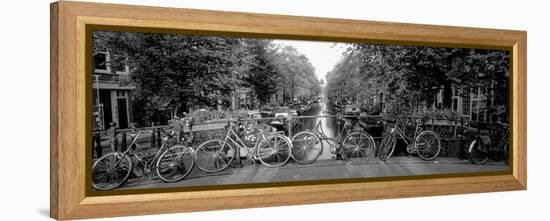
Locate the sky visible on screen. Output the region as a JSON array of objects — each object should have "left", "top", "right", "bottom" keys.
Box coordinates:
[{"left": 272, "top": 39, "right": 348, "bottom": 83}]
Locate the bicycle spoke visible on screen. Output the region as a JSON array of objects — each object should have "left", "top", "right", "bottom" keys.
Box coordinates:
[
  {"left": 342, "top": 143, "right": 354, "bottom": 150},
  {"left": 261, "top": 151, "right": 274, "bottom": 162},
  {"left": 273, "top": 136, "right": 280, "bottom": 148},
  {"left": 92, "top": 153, "right": 133, "bottom": 190},
  {"left": 351, "top": 136, "right": 359, "bottom": 146},
  {"left": 274, "top": 152, "right": 281, "bottom": 163},
  {"left": 358, "top": 135, "right": 366, "bottom": 147},
  {"left": 349, "top": 149, "right": 356, "bottom": 158},
  {"left": 303, "top": 136, "right": 314, "bottom": 148},
  {"left": 293, "top": 148, "right": 306, "bottom": 159},
  {"left": 94, "top": 161, "right": 109, "bottom": 172},
  {"left": 426, "top": 136, "right": 434, "bottom": 146},
  {"left": 93, "top": 172, "right": 109, "bottom": 183},
  {"left": 418, "top": 141, "right": 427, "bottom": 150},
  {"left": 258, "top": 148, "right": 274, "bottom": 158},
  {"left": 358, "top": 149, "right": 365, "bottom": 158},
  {"left": 157, "top": 146, "right": 192, "bottom": 181}
]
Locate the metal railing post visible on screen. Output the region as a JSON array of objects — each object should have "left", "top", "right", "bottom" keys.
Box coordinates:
[
  {"left": 287, "top": 114, "right": 293, "bottom": 138},
  {"left": 111, "top": 131, "right": 118, "bottom": 153},
  {"left": 459, "top": 118, "right": 466, "bottom": 159},
  {"left": 93, "top": 133, "right": 102, "bottom": 158},
  {"left": 232, "top": 124, "right": 243, "bottom": 168},
  {"left": 150, "top": 129, "right": 156, "bottom": 150},
  {"left": 156, "top": 129, "right": 161, "bottom": 149},
  {"left": 231, "top": 145, "right": 243, "bottom": 168},
  {"left": 121, "top": 132, "right": 127, "bottom": 152}
]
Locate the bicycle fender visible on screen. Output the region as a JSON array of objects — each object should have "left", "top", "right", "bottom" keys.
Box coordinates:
[{"left": 468, "top": 138, "right": 479, "bottom": 153}]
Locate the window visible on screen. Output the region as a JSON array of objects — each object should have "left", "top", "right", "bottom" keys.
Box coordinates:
[
  {"left": 451, "top": 88, "right": 460, "bottom": 112},
  {"left": 93, "top": 52, "right": 108, "bottom": 71},
  {"left": 113, "top": 54, "right": 129, "bottom": 73},
  {"left": 93, "top": 51, "right": 129, "bottom": 74},
  {"left": 479, "top": 110, "right": 486, "bottom": 122},
  {"left": 481, "top": 87, "right": 487, "bottom": 96},
  {"left": 452, "top": 98, "right": 458, "bottom": 111},
  {"left": 471, "top": 100, "right": 478, "bottom": 121},
  {"left": 462, "top": 90, "right": 470, "bottom": 116},
  {"left": 116, "top": 91, "right": 127, "bottom": 97},
  {"left": 471, "top": 111, "right": 478, "bottom": 122}
]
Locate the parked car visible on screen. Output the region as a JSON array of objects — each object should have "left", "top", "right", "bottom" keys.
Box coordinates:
[
  {"left": 260, "top": 111, "right": 274, "bottom": 118},
  {"left": 344, "top": 104, "right": 361, "bottom": 115},
  {"left": 273, "top": 106, "right": 291, "bottom": 118},
  {"left": 267, "top": 106, "right": 290, "bottom": 133},
  {"left": 294, "top": 104, "right": 309, "bottom": 114},
  {"left": 260, "top": 106, "right": 275, "bottom": 117},
  {"left": 247, "top": 110, "right": 262, "bottom": 119}
]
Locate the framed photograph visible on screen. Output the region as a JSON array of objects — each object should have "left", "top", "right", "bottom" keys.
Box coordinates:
[{"left": 50, "top": 1, "right": 527, "bottom": 219}]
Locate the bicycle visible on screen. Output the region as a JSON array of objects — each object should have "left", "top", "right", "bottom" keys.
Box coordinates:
[
  {"left": 468, "top": 122, "right": 509, "bottom": 164},
  {"left": 91, "top": 128, "right": 193, "bottom": 190},
  {"left": 155, "top": 116, "right": 197, "bottom": 182},
  {"left": 291, "top": 114, "right": 376, "bottom": 164},
  {"left": 194, "top": 119, "right": 292, "bottom": 173},
  {"left": 378, "top": 118, "right": 441, "bottom": 161}
]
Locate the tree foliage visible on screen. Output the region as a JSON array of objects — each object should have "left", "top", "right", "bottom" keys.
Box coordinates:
[
  {"left": 93, "top": 32, "right": 320, "bottom": 125},
  {"left": 271, "top": 45, "right": 321, "bottom": 103},
  {"left": 326, "top": 43, "right": 509, "bottom": 115},
  {"left": 243, "top": 39, "right": 281, "bottom": 105}
]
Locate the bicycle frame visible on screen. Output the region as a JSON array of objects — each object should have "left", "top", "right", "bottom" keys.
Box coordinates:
[
  {"left": 114, "top": 130, "right": 142, "bottom": 163},
  {"left": 118, "top": 130, "right": 174, "bottom": 177},
  {"left": 470, "top": 127, "right": 509, "bottom": 152},
  {"left": 174, "top": 118, "right": 195, "bottom": 146},
  {"left": 495, "top": 130, "right": 509, "bottom": 151},
  {"left": 221, "top": 122, "right": 268, "bottom": 158},
  {"left": 384, "top": 119, "right": 435, "bottom": 156},
  {"left": 386, "top": 122, "right": 422, "bottom": 146},
  {"left": 314, "top": 117, "right": 352, "bottom": 151},
  {"left": 467, "top": 122, "right": 509, "bottom": 164}
]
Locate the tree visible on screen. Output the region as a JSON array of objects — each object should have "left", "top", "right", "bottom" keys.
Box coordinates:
[
  {"left": 93, "top": 31, "right": 250, "bottom": 125},
  {"left": 93, "top": 31, "right": 324, "bottom": 125},
  {"left": 326, "top": 42, "right": 509, "bottom": 115},
  {"left": 243, "top": 39, "right": 282, "bottom": 105},
  {"left": 271, "top": 45, "right": 320, "bottom": 104}
]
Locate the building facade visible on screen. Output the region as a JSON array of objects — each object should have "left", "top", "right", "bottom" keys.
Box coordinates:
[
  {"left": 92, "top": 51, "right": 135, "bottom": 131},
  {"left": 231, "top": 87, "right": 257, "bottom": 110},
  {"left": 433, "top": 81, "right": 508, "bottom": 123}
]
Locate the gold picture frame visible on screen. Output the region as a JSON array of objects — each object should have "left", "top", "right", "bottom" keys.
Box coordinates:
[{"left": 50, "top": 1, "right": 527, "bottom": 219}]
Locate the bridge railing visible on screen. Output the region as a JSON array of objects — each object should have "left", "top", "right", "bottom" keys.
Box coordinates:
[{"left": 91, "top": 114, "right": 507, "bottom": 159}]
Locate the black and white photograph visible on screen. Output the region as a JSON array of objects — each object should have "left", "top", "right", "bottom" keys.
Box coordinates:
[{"left": 90, "top": 30, "right": 510, "bottom": 191}]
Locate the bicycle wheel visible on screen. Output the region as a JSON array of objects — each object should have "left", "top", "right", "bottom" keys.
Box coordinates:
[
  {"left": 92, "top": 152, "right": 133, "bottom": 190},
  {"left": 468, "top": 137, "right": 489, "bottom": 164},
  {"left": 194, "top": 140, "right": 235, "bottom": 173},
  {"left": 257, "top": 135, "right": 291, "bottom": 167},
  {"left": 156, "top": 145, "right": 195, "bottom": 183},
  {"left": 341, "top": 132, "right": 376, "bottom": 164},
  {"left": 378, "top": 134, "right": 397, "bottom": 161},
  {"left": 291, "top": 131, "right": 322, "bottom": 164},
  {"left": 415, "top": 130, "right": 441, "bottom": 161}
]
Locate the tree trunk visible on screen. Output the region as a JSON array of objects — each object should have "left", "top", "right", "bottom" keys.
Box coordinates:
[
  {"left": 290, "top": 82, "right": 294, "bottom": 104},
  {"left": 217, "top": 98, "right": 223, "bottom": 112}
]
